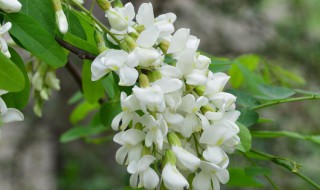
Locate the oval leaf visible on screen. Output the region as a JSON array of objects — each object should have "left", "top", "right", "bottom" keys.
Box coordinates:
[{"left": 0, "top": 52, "right": 25, "bottom": 92}]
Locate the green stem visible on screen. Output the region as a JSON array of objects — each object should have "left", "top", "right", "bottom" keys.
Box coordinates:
[
  {"left": 192, "top": 134, "right": 201, "bottom": 157},
  {"left": 251, "top": 95, "right": 320, "bottom": 110},
  {"left": 250, "top": 149, "right": 320, "bottom": 190},
  {"left": 241, "top": 151, "right": 281, "bottom": 190},
  {"left": 70, "top": 0, "right": 121, "bottom": 45}
]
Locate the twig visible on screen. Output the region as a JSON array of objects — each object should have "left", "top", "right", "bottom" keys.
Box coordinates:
[
  {"left": 251, "top": 95, "right": 320, "bottom": 110},
  {"left": 65, "top": 61, "right": 82, "bottom": 90},
  {"left": 250, "top": 149, "right": 320, "bottom": 190},
  {"left": 56, "top": 37, "right": 97, "bottom": 60},
  {"left": 240, "top": 151, "right": 281, "bottom": 190}
]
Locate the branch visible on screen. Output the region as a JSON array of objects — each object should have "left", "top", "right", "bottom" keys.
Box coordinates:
[
  {"left": 249, "top": 149, "right": 320, "bottom": 190},
  {"left": 251, "top": 95, "right": 320, "bottom": 110},
  {"left": 56, "top": 37, "right": 97, "bottom": 60},
  {"left": 65, "top": 61, "right": 82, "bottom": 90}
]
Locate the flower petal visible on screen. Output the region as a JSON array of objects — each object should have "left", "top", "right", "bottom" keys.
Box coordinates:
[
  {"left": 119, "top": 66, "right": 138, "bottom": 86},
  {"left": 167, "top": 28, "right": 190, "bottom": 54},
  {"left": 162, "top": 164, "right": 189, "bottom": 190},
  {"left": 1, "top": 108, "right": 24, "bottom": 123},
  {"left": 136, "top": 3, "right": 154, "bottom": 28},
  {"left": 137, "top": 26, "right": 160, "bottom": 48},
  {"left": 193, "top": 171, "right": 212, "bottom": 190},
  {"left": 172, "top": 146, "right": 200, "bottom": 171},
  {"left": 136, "top": 155, "right": 156, "bottom": 172},
  {"left": 142, "top": 167, "right": 159, "bottom": 189},
  {"left": 152, "top": 78, "right": 182, "bottom": 93}
]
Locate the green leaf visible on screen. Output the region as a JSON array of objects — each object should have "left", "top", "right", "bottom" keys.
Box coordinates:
[
  {"left": 237, "top": 123, "right": 252, "bottom": 152},
  {"left": 82, "top": 60, "right": 104, "bottom": 104},
  {"left": 19, "top": 0, "right": 56, "bottom": 36},
  {"left": 209, "top": 57, "right": 234, "bottom": 72},
  {"left": 101, "top": 73, "right": 120, "bottom": 100},
  {"left": 60, "top": 125, "right": 108, "bottom": 143},
  {"left": 5, "top": 13, "right": 67, "bottom": 68},
  {"left": 256, "top": 85, "right": 296, "bottom": 100},
  {"left": 251, "top": 130, "right": 320, "bottom": 145},
  {"left": 227, "top": 168, "right": 264, "bottom": 187},
  {"left": 100, "top": 100, "right": 122, "bottom": 127},
  {"left": 227, "top": 89, "right": 260, "bottom": 108},
  {"left": 69, "top": 101, "right": 100, "bottom": 125},
  {"left": 238, "top": 109, "right": 259, "bottom": 127},
  {"left": 64, "top": 8, "right": 87, "bottom": 40},
  {"left": 229, "top": 54, "right": 260, "bottom": 88},
  {"left": 2, "top": 48, "right": 30, "bottom": 109},
  {"left": 245, "top": 166, "right": 271, "bottom": 177},
  {"left": 68, "top": 91, "right": 83, "bottom": 105},
  {"left": 294, "top": 89, "right": 320, "bottom": 96},
  {"left": 63, "top": 33, "right": 99, "bottom": 55},
  {"left": 0, "top": 52, "right": 25, "bottom": 92}
]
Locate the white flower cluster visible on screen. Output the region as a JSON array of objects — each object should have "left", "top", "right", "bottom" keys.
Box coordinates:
[{"left": 92, "top": 2, "right": 240, "bottom": 190}]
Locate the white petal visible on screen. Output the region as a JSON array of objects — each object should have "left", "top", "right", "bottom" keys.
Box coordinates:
[
  {"left": 91, "top": 50, "right": 112, "bottom": 81},
  {"left": 115, "top": 146, "right": 129, "bottom": 165},
  {"left": 196, "top": 55, "right": 211, "bottom": 70},
  {"left": 145, "top": 131, "right": 153, "bottom": 148},
  {"left": 203, "top": 146, "right": 229, "bottom": 166},
  {"left": 106, "top": 8, "right": 128, "bottom": 31},
  {"left": 122, "top": 3, "right": 135, "bottom": 21},
  {"left": 186, "top": 35, "right": 200, "bottom": 51},
  {"left": 129, "top": 173, "right": 139, "bottom": 188},
  {"left": 0, "top": 90, "right": 8, "bottom": 96},
  {"left": 0, "top": 22, "right": 12, "bottom": 34},
  {"left": 205, "top": 112, "right": 224, "bottom": 121},
  {"left": 113, "top": 131, "right": 125, "bottom": 145},
  {"left": 127, "top": 144, "right": 143, "bottom": 163},
  {"left": 142, "top": 168, "right": 159, "bottom": 189},
  {"left": 134, "top": 47, "right": 162, "bottom": 67},
  {"left": 181, "top": 113, "right": 198, "bottom": 138},
  {"left": 119, "top": 66, "right": 138, "bottom": 86},
  {"left": 217, "top": 169, "right": 230, "bottom": 184},
  {"left": 172, "top": 146, "right": 200, "bottom": 171},
  {"left": 152, "top": 78, "right": 182, "bottom": 93},
  {"left": 137, "top": 26, "right": 160, "bottom": 48},
  {"left": 136, "top": 155, "right": 156, "bottom": 173},
  {"left": 111, "top": 112, "right": 124, "bottom": 130},
  {"left": 193, "top": 171, "right": 212, "bottom": 190},
  {"left": 127, "top": 160, "right": 139, "bottom": 174},
  {"left": 1, "top": 108, "right": 24, "bottom": 123},
  {"left": 0, "top": 0, "right": 22, "bottom": 13},
  {"left": 186, "top": 69, "right": 207, "bottom": 85},
  {"left": 159, "top": 65, "right": 182, "bottom": 79},
  {"left": 122, "top": 129, "right": 145, "bottom": 145},
  {"left": 223, "top": 110, "right": 241, "bottom": 122},
  {"left": 205, "top": 72, "right": 230, "bottom": 95},
  {"left": 125, "top": 52, "right": 139, "bottom": 67},
  {"left": 162, "top": 112, "right": 184, "bottom": 125},
  {"left": 162, "top": 164, "right": 189, "bottom": 190},
  {"left": 167, "top": 28, "right": 190, "bottom": 54},
  {"left": 136, "top": 3, "right": 154, "bottom": 28},
  {"left": 176, "top": 48, "right": 195, "bottom": 75},
  {"left": 0, "top": 97, "right": 8, "bottom": 114}
]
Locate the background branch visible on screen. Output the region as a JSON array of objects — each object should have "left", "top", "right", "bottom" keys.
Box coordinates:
[{"left": 56, "top": 37, "right": 97, "bottom": 60}]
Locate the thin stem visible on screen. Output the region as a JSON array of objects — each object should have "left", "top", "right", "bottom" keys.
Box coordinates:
[
  {"left": 192, "top": 134, "right": 201, "bottom": 157},
  {"left": 70, "top": 0, "right": 121, "bottom": 45},
  {"left": 241, "top": 151, "right": 281, "bottom": 190},
  {"left": 65, "top": 61, "right": 82, "bottom": 90},
  {"left": 250, "top": 149, "right": 320, "bottom": 190},
  {"left": 251, "top": 95, "right": 320, "bottom": 110},
  {"left": 56, "top": 37, "right": 97, "bottom": 60}
]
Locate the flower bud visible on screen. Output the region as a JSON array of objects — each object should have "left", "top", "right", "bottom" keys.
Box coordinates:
[
  {"left": 139, "top": 74, "right": 150, "bottom": 88},
  {"left": 123, "top": 36, "right": 137, "bottom": 52},
  {"left": 167, "top": 132, "right": 181, "bottom": 147},
  {"left": 194, "top": 85, "right": 205, "bottom": 96},
  {"left": 164, "top": 150, "right": 176, "bottom": 165},
  {"left": 45, "top": 71, "right": 60, "bottom": 91},
  {"left": 94, "top": 31, "right": 108, "bottom": 53},
  {"left": 55, "top": 10, "right": 68, "bottom": 34},
  {"left": 147, "top": 70, "right": 162, "bottom": 82},
  {"left": 201, "top": 105, "right": 215, "bottom": 113},
  {"left": 0, "top": 0, "right": 22, "bottom": 13},
  {"left": 128, "top": 31, "right": 139, "bottom": 40},
  {"left": 159, "top": 40, "right": 170, "bottom": 54},
  {"left": 134, "top": 25, "right": 145, "bottom": 33},
  {"left": 96, "top": 0, "right": 111, "bottom": 11}
]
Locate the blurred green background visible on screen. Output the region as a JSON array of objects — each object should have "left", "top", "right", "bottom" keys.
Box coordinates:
[{"left": 0, "top": 0, "right": 319, "bottom": 189}]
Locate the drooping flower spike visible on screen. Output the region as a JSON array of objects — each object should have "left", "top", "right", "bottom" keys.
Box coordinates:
[{"left": 92, "top": 1, "right": 240, "bottom": 189}]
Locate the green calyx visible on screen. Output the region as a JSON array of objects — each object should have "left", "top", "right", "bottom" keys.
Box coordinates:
[{"left": 168, "top": 132, "right": 181, "bottom": 147}]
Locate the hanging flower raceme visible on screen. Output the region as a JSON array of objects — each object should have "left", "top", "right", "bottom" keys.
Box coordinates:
[
  {"left": 0, "top": 22, "right": 13, "bottom": 58},
  {"left": 92, "top": 1, "right": 240, "bottom": 189}
]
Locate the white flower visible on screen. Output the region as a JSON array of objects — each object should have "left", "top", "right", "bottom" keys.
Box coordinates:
[
  {"left": 204, "top": 72, "right": 230, "bottom": 98},
  {"left": 0, "top": 90, "right": 24, "bottom": 124},
  {"left": 178, "top": 94, "right": 209, "bottom": 137},
  {"left": 200, "top": 120, "right": 240, "bottom": 146},
  {"left": 105, "top": 3, "right": 135, "bottom": 31},
  {"left": 127, "top": 155, "right": 159, "bottom": 189},
  {"left": 221, "top": 135, "right": 241, "bottom": 154},
  {"left": 55, "top": 10, "right": 68, "bottom": 34},
  {"left": 0, "top": 22, "right": 12, "bottom": 58},
  {"left": 141, "top": 114, "right": 168, "bottom": 150},
  {"left": 193, "top": 161, "right": 230, "bottom": 190},
  {"left": 113, "top": 129, "right": 145, "bottom": 165},
  {"left": 136, "top": 3, "right": 177, "bottom": 37},
  {"left": 203, "top": 146, "right": 229, "bottom": 168},
  {"left": 132, "top": 84, "right": 165, "bottom": 113},
  {"left": 209, "top": 92, "right": 237, "bottom": 111},
  {"left": 172, "top": 145, "right": 200, "bottom": 172},
  {"left": 111, "top": 92, "right": 140, "bottom": 130},
  {"left": 0, "top": 0, "right": 22, "bottom": 13},
  {"left": 166, "top": 28, "right": 200, "bottom": 55},
  {"left": 91, "top": 49, "right": 139, "bottom": 86},
  {"left": 162, "top": 162, "right": 189, "bottom": 190}
]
